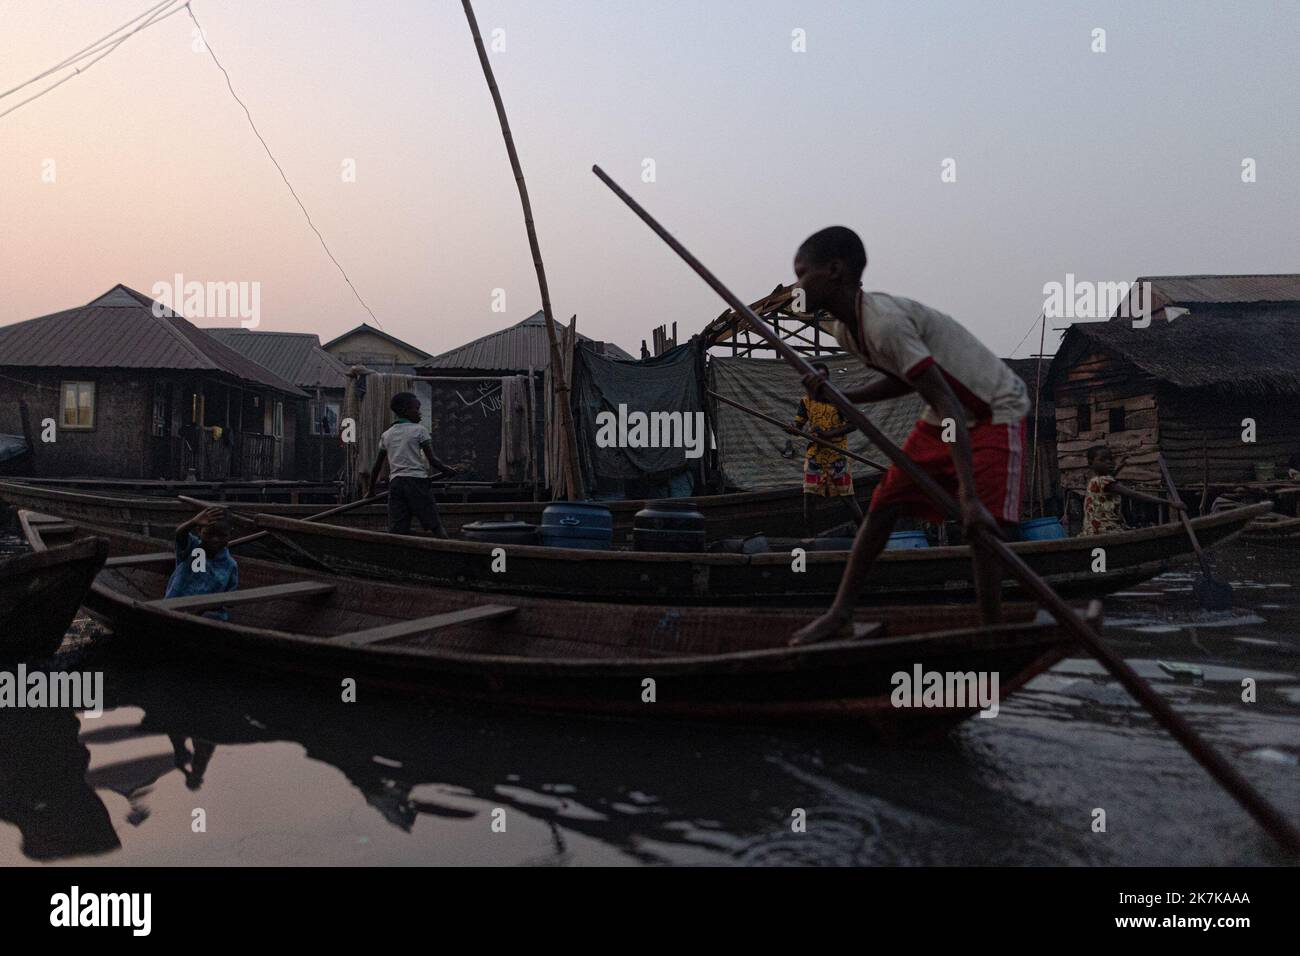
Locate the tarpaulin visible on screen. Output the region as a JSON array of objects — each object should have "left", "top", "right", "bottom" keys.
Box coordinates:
[
  {"left": 709, "top": 356, "right": 924, "bottom": 491},
  {"left": 571, "top": 340, "right": 706, "bottom": 486}
]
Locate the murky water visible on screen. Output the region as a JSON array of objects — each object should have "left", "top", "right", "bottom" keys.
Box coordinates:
[{"left": 2, "top": 542, "right": 1297, "bottom": 866}]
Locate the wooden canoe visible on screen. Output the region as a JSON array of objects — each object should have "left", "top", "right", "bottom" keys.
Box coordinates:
[
  {"left": 252, "top": 502, "right": 1271, "bottom": 605},
  {"left": 21, "top": 515, "right": 1089, "bottom": 737},
  {"left": 1, "top": 512, "right": 107, "bottom": 660},
  {"left": 0, "top": 479, "right": 864, "bottom": 541},
  {"left": 1240, "top": 512, "right": 1300, "bottom": 547}
]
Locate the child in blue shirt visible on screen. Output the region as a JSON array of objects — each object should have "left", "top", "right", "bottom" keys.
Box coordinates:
[{"left": 165, "top": 506, "right": 239, "bottom": 620}]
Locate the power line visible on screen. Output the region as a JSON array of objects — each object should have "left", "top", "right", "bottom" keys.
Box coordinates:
[
  {"left": 1010, "top": 311, "right": 1048, "bottom": 358},
  {"left": 0, "top": 0, "right": 188, "bottom": 120},
  {"left": 185, "top": 3, "right": 383, "bottom": 330},
  {"left": 1, "top": 0, "right": 178, "bottom": 100}
]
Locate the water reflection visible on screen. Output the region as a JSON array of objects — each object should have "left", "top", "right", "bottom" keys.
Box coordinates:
[{"left": 0, "top": 707, "right": 119, "bottom": 859}]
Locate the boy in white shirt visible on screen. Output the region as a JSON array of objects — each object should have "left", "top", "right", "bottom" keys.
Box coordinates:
[
  {"left": 366, "top": 392, "right": 456, "bottom": 536},
  {"left": 790, "top": 227, "right": 1031, "bottom": 643}
]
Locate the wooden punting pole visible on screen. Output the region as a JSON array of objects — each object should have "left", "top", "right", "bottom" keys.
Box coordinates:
[
  {"left": 461, "top": 0, "right": 585, "bottom": 500},
  {"left": 706, "top": 388, "right": 887, "bottom": 471},
  {"left": 592, "top": 163, "right": 1300, "bottom": 855}
]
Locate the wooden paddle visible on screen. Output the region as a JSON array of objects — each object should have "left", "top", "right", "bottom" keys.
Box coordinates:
[
  {"left": 1156, "top": 453, "right": 1233, "bottom": 610},
  {"left": 706, "top": 388, "right": 888, "bottom": 471},
  {"left": 178, "top": 493, "right": 389, "bottom": 549},
  {"left": 592, "top": 164, "right": 1300, "bottom": 854}
]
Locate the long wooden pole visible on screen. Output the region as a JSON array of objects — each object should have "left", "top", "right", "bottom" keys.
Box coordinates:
[
  {"left": 461, "top": 0, "right": 584, "bottom": 501},
  {"left": 180, "top": 492, "right": 389, "bottom": 549},
  {"left": 592, "top": 163, "right": 1300, "bottom": 854},
  {"left": 1029, "top": 312, "right": 1046, "bottom": 517},
  {"left": 706, "top": 389, "right": 887, "bottom": 471}
]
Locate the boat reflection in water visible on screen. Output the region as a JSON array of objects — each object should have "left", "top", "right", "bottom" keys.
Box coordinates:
[{"left": 0, "top": 706, "right": 119, "bottom": 860}]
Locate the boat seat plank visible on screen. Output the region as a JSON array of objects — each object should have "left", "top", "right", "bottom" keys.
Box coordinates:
[
  {"left": 850, "top": 622, "right": 886, "bottom": 641},
  {"left": 146, "top": 580, "right": 335, "bottom": 612},
  {"left": 332, "top": 604, "right": 519, "bottom": 647},
  {"left": 34, "top": 522, "right": 76, "bottom": 535},
  {"left": 25, "top": 513, "right": 68, "bottom": 524},
  {"left": 106, "top": 552, "right": 176, "bottom": 567}
]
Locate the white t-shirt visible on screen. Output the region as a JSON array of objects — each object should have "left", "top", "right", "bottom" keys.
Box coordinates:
[
  {"left": 830, "top": 290, "right": 1030, "bottom": 427},
  {"left": 381, "top": 421, "right": 433, "bottom": 479}
]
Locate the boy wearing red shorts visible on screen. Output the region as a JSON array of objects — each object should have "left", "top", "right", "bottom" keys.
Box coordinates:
[{"left": 789, "top": 227, "right": 1030, "bottom": 644}]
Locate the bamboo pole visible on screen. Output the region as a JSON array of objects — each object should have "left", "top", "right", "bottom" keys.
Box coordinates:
[
  {"left": 592, "top": 163, "right": 1300, "bottom": 855},
  {"left": 1029, "top": 313, "right": 1046, "bottom": 517},
  {"left": 461, "top": 0, "right": 585, "bottom": 500}
]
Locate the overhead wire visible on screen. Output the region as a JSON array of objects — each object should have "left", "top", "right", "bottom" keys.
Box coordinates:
[
  {"left": 184, "top": 3, "right": 382, "bottom": 328},
  {"left": 0, "top": 0, "right": 189, "bottom": 120}
]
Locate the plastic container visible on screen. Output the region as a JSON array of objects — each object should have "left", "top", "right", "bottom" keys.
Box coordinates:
[
  {"left": 633, "top": 500, "right": 706, "bottom": 553},
  {"left": 884, "top": 530, "right": 930, "bottom": 550},
  {"left": 461, "top": 520, "right": 539, "bottom": 546},
  {"left": 1018, "top": 516, "right": 1067, "bottom": 541},
  {"left": 540, "top": 501, "right": 614, "bottom": 550}
]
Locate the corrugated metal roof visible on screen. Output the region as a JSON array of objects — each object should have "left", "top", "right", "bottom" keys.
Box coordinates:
[
  {"left": 321, "top": 323, "right": 432, "bottom": 359},
  {"left": 0, "top": 285, "right": 306, "bottom": 396},
  {"left": 424, "top": 311, "right": 634, "bottom": 371},
  {"left": 206, "top": 329, "right": 349, "bottom": 390}
]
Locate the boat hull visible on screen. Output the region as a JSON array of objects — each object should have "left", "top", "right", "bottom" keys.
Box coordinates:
[
  {"left": 26, "top": 519, "right": 1082, "bottom": 739},
  {"left": 255, "top": 503, "right": 1270, "bottom": 605},
  {"left": 0, "top": 479, "right": 865, "bottom": 541},
  {"left": 0, "top": 535, "right": 108, "bottom": 661}
]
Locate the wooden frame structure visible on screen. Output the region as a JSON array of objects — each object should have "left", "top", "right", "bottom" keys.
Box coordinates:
[{"left": 700, "top": 283, "right": 846, "bottom": 358}]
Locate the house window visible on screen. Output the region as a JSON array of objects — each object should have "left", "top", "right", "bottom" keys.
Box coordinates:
[
  {"left": 60, "top": 381, "right": 95, "bottom": 429},
  {"left": 309, "top": 400, "right": 340, "bottom": 436},
  {"left": 1077, "top": 403, "right": 1091, "bottom": 433},
  {"left": 272, "top": 400, "right": 284, "bottom": 440},
  {"left": 1108, "top": 407, "right": 1126, "bottom": 433}
]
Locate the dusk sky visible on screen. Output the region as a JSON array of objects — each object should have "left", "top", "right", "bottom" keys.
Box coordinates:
[{"left": 3, "top": 0, "right": 1297, "bottom": 359}]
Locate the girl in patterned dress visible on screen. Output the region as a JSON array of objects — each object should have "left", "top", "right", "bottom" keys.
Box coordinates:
[{"left": 1082, "top": 445, "right": 1183, "bottom": 535}]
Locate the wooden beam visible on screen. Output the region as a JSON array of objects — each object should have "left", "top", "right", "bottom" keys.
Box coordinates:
[
  {"left": 330, "top": 604, "right": 519, "bottom": 647},
  {"left": 106, "top": 552, "right": 175, "bottom": 567},
  {"left": 146, "top": 580, "right": 335, "bottom": 612}
]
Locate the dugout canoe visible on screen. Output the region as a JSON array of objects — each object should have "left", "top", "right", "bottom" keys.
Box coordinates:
[
  {"left": 0, "top": 479, "right": 865, "bottom": 541},
  {"left": 1240, "top": 512, "right": 1300, "bottom": 547},
  {"left": 252, "top": 503, "right": 1271, "bottom": 605},
  {"left": 21, "top": 514, "right": 1088, "bottom": 736},
  {"left": 1, "top": 513, "right": 107, "bottom": 660}
]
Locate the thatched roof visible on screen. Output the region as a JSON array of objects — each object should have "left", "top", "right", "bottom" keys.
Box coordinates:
[
  {"left": 1047, "top": 305, "right": 1300, "bottom": 394},
  {"left": 1126, "top": 274, "right": 1300, "bottom": 314}
]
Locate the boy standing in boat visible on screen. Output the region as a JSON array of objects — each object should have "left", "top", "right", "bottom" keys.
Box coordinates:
[
  {"left": 793, "top": 361, "right": 864, "bottom": 533},
  {"left": 789, "top": 226, "right": 1030, "bottom": 644},
  {"left": 1080, "top": 445, "right": 1182, "bottom": 535},
  {"left": 166, "top": 506, "right": 238, "bottom": 620},
  {"left": 366, "top": 392, "right": 456, "bottom": 536}
]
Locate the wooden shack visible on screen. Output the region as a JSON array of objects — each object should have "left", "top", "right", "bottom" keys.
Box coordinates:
[
  {"left": 322, "top": 323, "right": 431, "bottom": 372},
  {"left": 208, "top": 329, "right": 350, "bottom": 482},
  {"left": 0, "top": 285, "right": 306, "bottom": 480},
  {"left": 1045, "top": 275, "right": 1300, "bottom": 499}
]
